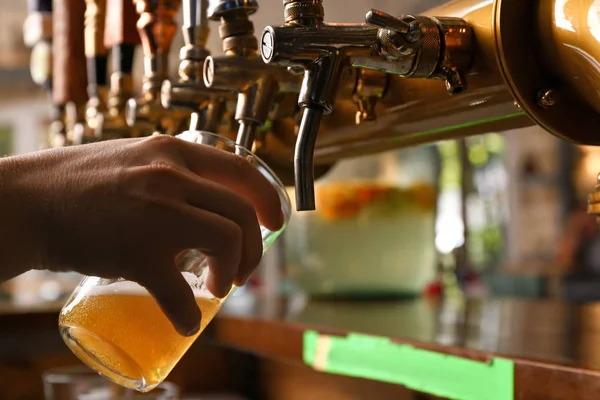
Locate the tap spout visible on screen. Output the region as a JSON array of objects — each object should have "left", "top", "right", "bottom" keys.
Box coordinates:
[{"left": 294, "top": 106, "right": 322, "bottom": 211}]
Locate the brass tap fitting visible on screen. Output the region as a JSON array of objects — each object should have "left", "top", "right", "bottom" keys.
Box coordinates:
[
  {"left": 589, "top": 176, "right": 600, "bottom": 223},
  {"left": 126, "top": 0, "right": 190, "bottom": 136},
  {"left": 160, "top": 0, "right": 235, "bottom": 135},
  {"left": 78, "top": 0, "right": 110, "bottom": 143},
  {"left": 261, "top": 1, "right": 474, "bottom": 210},
  {"left": 202, "top": 0, "right": 300, "bottom": 151},
  {"left": 353, "top": 69, "right": 388, "bottom": 124},
  {"left": 48, "top": 105, "right": 68, "bottom": 148},
  {"left": 66, "top": 102, "right": 88, "bottom": 145},
  {"left": 23, "top": 0, "right": 53, "bottom": 88},
  {"left": 52, "top": 0, "right": 88, "bottom": 146},
  {"left": 363, "top": 9, "right": 473, "bottom": 95},
  {"left": 24, "top": 0, "right": 62, "bottom": 146},
  {"left": 102, "top": 44, "right": 144, "bottom": 138},
  {"left": 103, "top": 0, "right": 143, "bottom": 139}
]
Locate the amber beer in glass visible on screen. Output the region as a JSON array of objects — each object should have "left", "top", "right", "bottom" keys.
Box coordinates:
[{"left": 58, "top": 131, "right": 291, "bottom": 392}]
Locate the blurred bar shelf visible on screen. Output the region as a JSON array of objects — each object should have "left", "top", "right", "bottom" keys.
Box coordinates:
[{"left": 3, "top": 292, "right": 600, "bottom": 398}]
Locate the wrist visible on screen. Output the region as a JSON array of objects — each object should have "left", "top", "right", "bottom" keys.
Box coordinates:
[{"left": 0, "top": 155, "right": 43, "bottom": 278}]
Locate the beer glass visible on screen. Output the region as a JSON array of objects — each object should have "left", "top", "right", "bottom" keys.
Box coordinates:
[
  {"left": 43, "top": 365, "right": 179, "bottom": 399},
  {"left": 58, "top": 131, "right": 292, "bottom": 393},
  {"left": 43, "top": 366, "right": 111, "bottom": 400}
]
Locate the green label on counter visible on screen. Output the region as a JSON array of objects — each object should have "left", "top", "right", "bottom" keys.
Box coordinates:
[{"left": 303, "top": 330, "right": 513, "bottom": 400}]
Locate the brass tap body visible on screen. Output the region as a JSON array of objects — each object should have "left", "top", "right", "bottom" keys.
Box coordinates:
[
  {"left": 261, "top": 1, "right": 474, "bottom": 210},
  {"left": 53, "top": 0, "right": 89, "bottom": 146},
  {"left": 261, "top": 0, "right": 380, "bottom": 210},
  {"left": 79, "top": 0, "right": 109, "bottom": 143},
  {"left": 126, "top": 0, "right": 190, "bottom": 136},
  {"left": 103, "top": 0, "right": 144, "bottom": 139},
  {"left": 202, "top": 0, "right": 301, "bottom": 151},
  {"left": 160, "top": 0, "right": 236, "bottom": 135},
  {"left": 23, "top": 0, "right": 63, "bottom": 146}
]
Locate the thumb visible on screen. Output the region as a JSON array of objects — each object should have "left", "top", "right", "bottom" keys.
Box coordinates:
[{"left": 137, "top": 262, "right": 201, "bottom": 337}]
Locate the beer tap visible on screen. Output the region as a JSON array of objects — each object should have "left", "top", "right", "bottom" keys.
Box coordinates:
[
  {"left": 23, "top": 0, "right": 66, "bottom": 147},
  {"left": 103, "top": 0, "right": 143, "bottom": 138},
  {"left": 53, "top": 0, "right": 89, "bottom": 146},
  {"left": 202, "top": 0, "right": 300, "bottom": 152},
  {"left": 24, "top": 0, "right": 52, "bottom": 89},
  {"left": 260, "top": 1, "right": 379, "bottom": 210},
  {"left": 261, "top": 1, "right": 473, "bottom": 210},
  {"left": 160, "top": 0, "right": 235, "bottom": 135},
  {"left": 80, "top": 0, "right": 110, "bottom": 142},
  {"left": 126, "top": 0, "right": 190, "bottom": 136}
]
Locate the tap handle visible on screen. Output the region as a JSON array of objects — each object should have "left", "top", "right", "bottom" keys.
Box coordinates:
[
  {"left": 85, "top": 0, "right": 108, "bottom": 58},
  {"left": 105, "top": 0, "right": 140, "bottom": 77},
  {"left": 23, "top": 0, "right": 53, "bottom": 87},
  {"left": 23, "top": 0, "right": 52, "bottom": 49},
  {"left": 183, "top": 0, "right": 206, "bottom": 28},
  {"left": 52, "top": 0, "right": 88, "bottom": 106},
  {"left": 182, "top": 0, "right": 210, "bottom": 50},
  {"left": 133, "top": 0, "right": 181, "bottom": 56},
  {"left": 365, "top": 9, "right": 410, "bottom": 33},
  {"left": 365, "top": 8, "right": 423, "bottom": 55},
  {"left": 27, "top": 0, "right": 52, "bottom": 12},
  {"left": 207, "top": 0, "right": 258, "bottom": 19},
  {"left": 85, "top": 0, "right": 109, "bottom": 98},
  {"left": 105, "top": 0, "right": 141, "bottom": 49}
]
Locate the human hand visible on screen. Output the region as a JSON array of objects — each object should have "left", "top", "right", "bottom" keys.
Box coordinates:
[{"left": 0, "top": 135, "right": 283, "bottom": 335}]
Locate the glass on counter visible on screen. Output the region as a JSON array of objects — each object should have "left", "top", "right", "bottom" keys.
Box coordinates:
[
  {"left": 43, "top": 365, "right": 179, "bottom": 399},
  {"left": 285, "top": 146, "right": 439, "bottom": 298},
  {"left": 58, "top": 131, "right": 291, "bottom": 393}
]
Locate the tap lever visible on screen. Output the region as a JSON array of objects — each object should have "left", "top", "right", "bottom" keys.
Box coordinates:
[
  {"left": 365, "top": 9, "right": 423, "bottom": 58},
  {"left": 365, "top": 9, "right": 411, "bottom": 33},
  {"left": 208, "top": 0, "right": 258, "bottom": 20}
]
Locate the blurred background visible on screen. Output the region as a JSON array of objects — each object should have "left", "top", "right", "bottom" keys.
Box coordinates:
[
  {"left": 2, "top": 0, "right": 600, "bottom": 399},
  {"left": 3, "top": 0, "right": 597, "bottom": 305}
]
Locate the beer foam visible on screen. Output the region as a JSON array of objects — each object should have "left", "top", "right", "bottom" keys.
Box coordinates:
[{"left": 82, "top": 274, "right": 214, "bottom": 299}]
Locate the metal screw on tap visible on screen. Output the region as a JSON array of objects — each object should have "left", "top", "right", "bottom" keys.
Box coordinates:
[
  {"left": 537, "top": 89, "right": 558, "bottom": 108},
  {"left": 261, "top": 30, "right": 274, "bottom": 60},
  {"left": 588, "top": 173, "right": 600, "bottom": 218},
  {"left": 203, "top": 57, "right": 214, "bottom": 85}
]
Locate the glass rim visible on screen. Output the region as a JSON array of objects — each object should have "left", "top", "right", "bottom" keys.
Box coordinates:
[{"left": 177, "top": 130, "right": 292, "bottom": 225}]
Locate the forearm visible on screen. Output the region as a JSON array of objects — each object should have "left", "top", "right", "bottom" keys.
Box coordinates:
[{"left": 0, "top": 156, "right": 41, "bottom": 281}]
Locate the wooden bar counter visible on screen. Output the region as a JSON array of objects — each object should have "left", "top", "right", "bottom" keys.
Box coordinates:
[{"left": 2, "top": 290, "right": 600, "bottom": 399}]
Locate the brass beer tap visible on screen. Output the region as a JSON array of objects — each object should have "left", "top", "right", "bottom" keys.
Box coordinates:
[
  {"left": 80, "top": 0, "right": 110, "bottom": 142},
  {"left": 103, "top": 0, "right": 143, "bottom": 138},
  {"left": 202, "top": 0, "right": 300, "bottom": 152},
  {"left": 53, "top": 0, "right": 89, "bottom": 146},
  {"left": 126, "top": 0, "right": 190, "bottom": 136},
  {"left": 261, "top": 1, "right": 474, "bottom": 210},
  {"left": 23, "top": 0, "right": 65, "bottom": 147},
  {"left": 160, "top": 0, "right": 235, "bottom": 135},
  {"left": 23, "top": 0, "right": 53, "bottom": 90}
]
